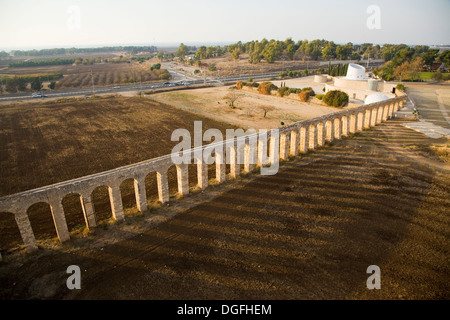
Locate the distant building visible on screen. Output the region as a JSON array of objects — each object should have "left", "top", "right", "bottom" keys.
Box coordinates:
[{"left": 431, "top": 63, "right": 448, "bottom": 72}]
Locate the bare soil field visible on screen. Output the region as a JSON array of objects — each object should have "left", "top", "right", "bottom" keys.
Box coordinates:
[
  {"left": 152, "top": 84, "right": 340, "bottom": 129},
  {"left": 0, "top": 96, "right": 240, "bottom": 250},
  {"left": 1, "top": 119, "right": 448, "bottom": 299}
]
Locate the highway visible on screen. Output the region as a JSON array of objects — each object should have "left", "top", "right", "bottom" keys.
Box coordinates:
[{"left": 0, "top": 67, "right": 289, "bottom": 102}]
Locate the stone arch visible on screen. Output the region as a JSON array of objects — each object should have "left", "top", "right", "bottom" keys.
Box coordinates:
[
  {"left": 90, "top": 185, "right": 114, "bottom": 224},
  {"left": 308, "top": 124, "right": 316, "bottom": 150},
  {"left": 377, "top": 106, "right": 384, "bottom": 123},
  {"left": 299, "top": 126, "right": 308, "bottom": 153},
  {"left": 144, "top": 171, "right": 159, "bottom": 208},
  {"left": 334, "top": 117, "right": 341, "bottom": 139},
  {"left": 26, "top": 201, "right": 57, "bottom": 242},
  {"left": 61, "top": 192, "right": 87, "bottom": 232},
  {"left": 349, "top": 114, "right": 357, "bottom": 134},
  {"left": 316, "top": 122, "right": 325, "bottom": 147},
  {"left": 341, "top": 115, "right": 349, "bottom": 136},
  {"left": 119, "top": 178, "right": 140, "bottom": 216},
  {"left": 167, "top": 164, "right": 180, "bottom": 198},
  {"left": 357, "top": 112, "right": 364, "bottom": 131},
  {"left": 0, "top": 211, "right": 25, "bottom": 251}
]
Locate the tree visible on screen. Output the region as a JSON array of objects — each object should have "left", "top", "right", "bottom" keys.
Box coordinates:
[
  {"left": 223, "top": 89, "right": 243, "bottom": 107},
  {"left": 16, "top": 77, "right": 27, "bottom": 91},
  {"left": 31, "top": 77, "right": 42, "bottom": 91},
  {"left": 393, "top": 61, "right": 410, "bottom": 81},
  {"left": 322, "top": 43, "right": 336, "bottom": 61},
  {"left": 420, "top": 49, "right": 439, "bottom": 69},
  {"left": 175, "top": 43, "right": 189, "bottom": 59},
  {"left": 157, "top": 51, "right": 165, "bottom": 62},
  {"left": 259, "top": 105, "right": 275, "bottom": 118},
  {"left": 49, "top": 81, "right": 56, "bottom": 89},
  {"left": 5, "top": 78, "right": 17, "bottom": 93}
]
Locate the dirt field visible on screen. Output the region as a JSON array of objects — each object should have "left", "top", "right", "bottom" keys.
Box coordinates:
[
  {"left": 0, "top": 119, "right": 448, "bottom": 299},
  {"left": 0, "top": 96, "right": 240, "bottom": 250},
  {"left": 152, "top": 83, "right": 340, "bottom": 129}
]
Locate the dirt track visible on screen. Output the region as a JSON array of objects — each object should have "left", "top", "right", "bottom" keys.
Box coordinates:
[{"left": 1, "top": 119, "right": 448, "bottom": 300}]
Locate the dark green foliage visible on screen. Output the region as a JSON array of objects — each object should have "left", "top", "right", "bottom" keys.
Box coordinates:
[{"left": 322, "top": 90, "right": 349, "bottom": 107}]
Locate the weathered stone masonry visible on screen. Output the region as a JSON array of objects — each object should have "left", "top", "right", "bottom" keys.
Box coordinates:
[{"left": 0, "top": 96, "right": 406, "bottom": 253}]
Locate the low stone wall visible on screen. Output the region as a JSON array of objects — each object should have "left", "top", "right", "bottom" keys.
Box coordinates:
[{"left": 0, "top": 96, "right": 407, "bottom": 253}]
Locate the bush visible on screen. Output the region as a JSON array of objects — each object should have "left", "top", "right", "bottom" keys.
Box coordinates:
[
  {"left": 315, "top": 94, "right": 324, "bottom": 100},
  {"left": 194, "top": 69, "right": 200, "bottom": 74},
  {"left": 236, "top": 81, "right": 243, "bottom": 89},
  {"left": 258, "top": 81, "right": 278, "bottom": 95},
  {"left": 396, "top": 84, "right": 406, "bottom": 92},
  {"left": 150, "top": 63, "right": 161, "bottom": 71},
  {"left": 277, "top": 86, "right": 290, "bottom": 97},
  {"left": 288, "top": 88, "right": 301, "bottom": 94},
  {"left": 298, "top": 89, "right": 314, "bottom": 102},
  {"left": 322, "top": 90, "right": 349, "bottom": 107}
]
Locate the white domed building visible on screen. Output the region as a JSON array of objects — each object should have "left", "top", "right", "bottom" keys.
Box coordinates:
[
  {"left": 324, "top": 63, "right": 396, "bottom": 102},
  {"left": 345, "top": 63, "right": 366, "bottom": 80},
  {"left": 364, "top": 94, "right": 390, "bottom": 105}
]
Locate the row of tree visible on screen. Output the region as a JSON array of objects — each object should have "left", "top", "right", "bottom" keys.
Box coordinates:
[
  {"left": 172, "top": 40, "right": 449, "bottom": 71},
  {"left": 2, "top": 46, "right": 157, "bottom": 57}
]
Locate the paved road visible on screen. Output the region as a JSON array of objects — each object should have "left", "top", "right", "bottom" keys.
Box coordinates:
[{"left": 406, "top": 84, "right": 450, "bottom": 130}]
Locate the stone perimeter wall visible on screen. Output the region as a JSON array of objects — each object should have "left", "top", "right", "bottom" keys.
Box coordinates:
[{"left": 0, "top": 96, "right": 407, "bottom": 253}]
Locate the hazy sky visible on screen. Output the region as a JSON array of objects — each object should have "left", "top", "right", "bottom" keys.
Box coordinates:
[{"left": 0, "top": 0, "right": 449, "bottom": 50}]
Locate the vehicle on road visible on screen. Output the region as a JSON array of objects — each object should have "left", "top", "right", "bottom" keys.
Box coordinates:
[
  {"left": 113, "top": 86, "right": 121, "bottom": 89},
  {"left": 32, "top": 92, "right": 47, "bottom": 98}
]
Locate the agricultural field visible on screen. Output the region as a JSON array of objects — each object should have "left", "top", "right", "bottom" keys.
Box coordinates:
[
  {"left": 0, "top": 96, "right": 239, "bottom": 251},
  {"left": 0, "top": 57, "right": 169, "bottom": 93}
]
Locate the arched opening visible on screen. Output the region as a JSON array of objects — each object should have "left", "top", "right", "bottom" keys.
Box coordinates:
[
  {"left": 316, "top": 122, "right": 324, "bottom": 147},
  {"left": 27, "top": 202, "right": 57, "bottom": 242},
  {"left": 91, "top": 185, "right": 113, "bottom": 224},
  {"left": 119, "top": 178, "right": 139, "bottom": 216},
  {"left": 308, "top": 124, "right": 316, "bottom": 150},
  {"left": 62, "top": 193, "right": 86, "bottom": 232},
  {"left": 167, "top": 165, "right": 179, "bottom": 198},
  {"left": 0, "top": 212, "right": 23, "bottom": 252},
  {"left": 299, "top": 127, "right": 308, "bottom": 153},
  {"left": 357, "top": 112, "right": 364, "bottom": 131},
  {"left": 334, "top": 118, "right": 341, "bottom": 139},
  {"left": 349, "top": 114, "right": 356, "bottom": 133},
  {"left": 341, "top": 116, "right": 348, "bottom": 136},
  {"left": 145, "top": 171, "right": 159, "bottom": 209}
]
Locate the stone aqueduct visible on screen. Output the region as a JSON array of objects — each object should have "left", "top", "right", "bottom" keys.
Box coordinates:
[{"left": 0, "top": 96, "right": 407, "bottom": 253}]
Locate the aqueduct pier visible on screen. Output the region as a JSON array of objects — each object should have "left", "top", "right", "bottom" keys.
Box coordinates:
[{"left": 0, "top": 95, "right": 407, "bottom": 253}]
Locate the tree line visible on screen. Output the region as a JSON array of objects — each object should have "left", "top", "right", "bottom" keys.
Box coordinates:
[
  {"left": 171, "top": 39, "right": 449, "bottom": 71},
  {"left": 2, "top": 46, "right": 157, "bottom": 57}
]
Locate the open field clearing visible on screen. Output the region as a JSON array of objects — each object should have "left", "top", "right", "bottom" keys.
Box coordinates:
[
  {"left": 1, "top": 119, "right": 448, "bottom": 299},
  {"left": 152, "top": 85, "right": 340, "bottom": 129},
  {"left": 0, "top": 96, "right": 239, "bottom": 250}
]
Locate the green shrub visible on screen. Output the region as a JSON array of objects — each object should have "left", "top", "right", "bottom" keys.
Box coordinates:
[
  {"left": 322, "top": 90, "right": 349, "bottom": 107},
  {"left": 278, "top": 86, "right": 290, "bottom": 97},
  {"left": 395, "top": 84, "right": 406, "bottom": 92},
  {"left": 289, "top": 88, "right": 301, "bottom": 94},
  {"left": 315, "top": 94, "right": 324, "bottom": 100}
]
